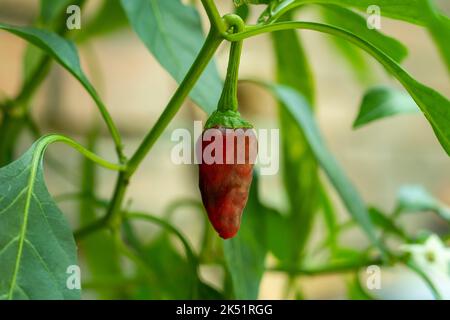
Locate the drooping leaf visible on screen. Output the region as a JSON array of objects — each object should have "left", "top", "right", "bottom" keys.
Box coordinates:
[
  {"left": 0, "top": 138, "right": 80, "bottom": 300},
  {"left": 320, "top": 5, "right": 407, "bottom": 63},
  {"left": 0, "top": 23, "right": 121, "bottom": 145},
  {"left": 258, "top": 83, "right": 386, "bottom": 255},
  {"left": 256, "top": 21, "right": 450, "bottom": 155},
  {"left": 265, "top": 0, "right": 450, "bottom": 73},
  {"left": 266, "top": 0, "right": 447, "bottom": 26},
  {"left": 353, "top": 86, "right": 419, "bottom": 129},
  {"left": 223, "top": 174, "right": 267, "bottom": 299},
  {"left": 120, "top": 0, "right": 222, "bottom": 114},
  {"left": 397, "top": 185, "right": 450, "bottom": 222},
  {"left": 271, "top": 13, "right": 319, "bottom": 266}
]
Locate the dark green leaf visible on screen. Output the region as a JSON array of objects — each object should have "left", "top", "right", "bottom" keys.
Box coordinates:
[
  {"left": 120, "top": 0, "right": 222, "bottom": 114},
  {"left": 132, "top": 234, "right": 190, "bottom": 299},
  {"left": 0, "top": 139, "right": 80, "bottom": 299},
  {"left": 353, "top": 86, "right": 419, "bottom": 129},
  {"left": 259, "top": 83, "right": 386, "bottom": 255},
  {"left": 223, "top": 174, "right": 267, "bottom": 299}
]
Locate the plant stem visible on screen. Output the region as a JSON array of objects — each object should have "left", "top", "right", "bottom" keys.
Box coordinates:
[
  {"left": 127, "top": 31, "right": 223, "bottom": 175},
  {"left": 217, "top": 20, "right": 244, "bottom": 112},
  {"left": 200, "top": 0, "right": 226, "bottom": 33},
  {"left": 267, "top": 257, "right": 384, "bottom": 276}
]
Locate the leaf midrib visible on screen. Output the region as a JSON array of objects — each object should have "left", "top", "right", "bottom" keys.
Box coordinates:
[{"left": 7, "top": 149, "right": 42, "bottom": 300}]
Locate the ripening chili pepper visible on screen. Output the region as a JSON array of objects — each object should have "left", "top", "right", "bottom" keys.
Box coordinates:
[{"left": 197, "top": 16, "right": 257, "bottom": 239}]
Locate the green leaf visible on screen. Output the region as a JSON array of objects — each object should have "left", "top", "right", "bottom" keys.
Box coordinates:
[
  {"left": 271, "top": 13, "right": 319, "bottom": 266},
  {"left": 320, "top": 5, "right": 407, "bottom": 63},
  {"left": 265, "top": 207, "right": 291, "bottom": 262},
  {"left": 246, "top": 20, "right": 450, "bottom": 155},
  {"left": 76, "top": 0, "right": 128, "bottom": 43},
  {"left": 266, "top": 0, "right": 450, "bottom": 72},
  {"left": 258, "top": 83, "right": 386, "bottom": 255},
  {"left": 120, "top": 0, "right": 222, "bottom": 114},
  {"left": 0, "top": 23, "right": 121, "bottom": 147},
  {"left": 40, "top": 0, "right": 73, "bottom": 25},
  {"left": 353, "top": 86, "right": 419, "bottom": 129},
  {"left": 422, "top": 0, "right": 450, "bottom": 73},
  {"left": 133, "top": 234, "right": 194, "bottom": 299},
  {"left": 267, "top": 0, "right": 447, "bottom": 26},
  {"left": 397, "top": 185, "right": 450, "bottom": 222},
  {"left": 223, "top": 174, "right": 267, "bottom": 299},
  {"left": 0, "top": 138, "right": 80, "bottom": 300}
]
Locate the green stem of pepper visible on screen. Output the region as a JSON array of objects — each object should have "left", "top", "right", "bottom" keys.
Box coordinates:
[
  {"left": 217, "top": 14, "right": 245, "bottom": 113},
  {"left": 217, "top": 31, "right": 243, "bottom": 112}
]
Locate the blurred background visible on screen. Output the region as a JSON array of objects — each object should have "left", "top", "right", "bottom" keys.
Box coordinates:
[{"left": 0, "top": 0, "right": 449, "bottom": 299}]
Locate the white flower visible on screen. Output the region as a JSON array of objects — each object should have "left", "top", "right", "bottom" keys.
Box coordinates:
[{"left": 401, "top": 234, "right": 450, "bottom": 275}]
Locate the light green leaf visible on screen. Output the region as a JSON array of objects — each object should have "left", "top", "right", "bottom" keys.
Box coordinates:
[
  {"left": 0, "top": 138, "right": 80, "bottom": 300},
  {"left": 223, "top": 174, "right": 267, "bottom": 299},
  {"left": 0, "top": 23, "right": 121, "bottom": 148},
  {"left": 397, "top": 185, "right": 450, "bottom": 222},
  {"left": 353, "top": 86, "right": 419, "bottom": 129},
  {"left": 258, "top": 83, "right": 386, "bottom": 255},
  {"left": 120, "top": 0, "right": 222, "bottom": 114}
]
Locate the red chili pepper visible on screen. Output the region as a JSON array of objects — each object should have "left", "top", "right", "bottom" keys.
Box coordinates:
[
  {"left": 198, "top": 127, "right": 257, "bottom": 239},
  {"left": 197, "top": 16, "right": 255, "bottom": 239}
]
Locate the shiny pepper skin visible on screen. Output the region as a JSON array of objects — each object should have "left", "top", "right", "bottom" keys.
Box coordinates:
[{"left": 198, "top": 127, "right": 258, "bottom": 239}]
